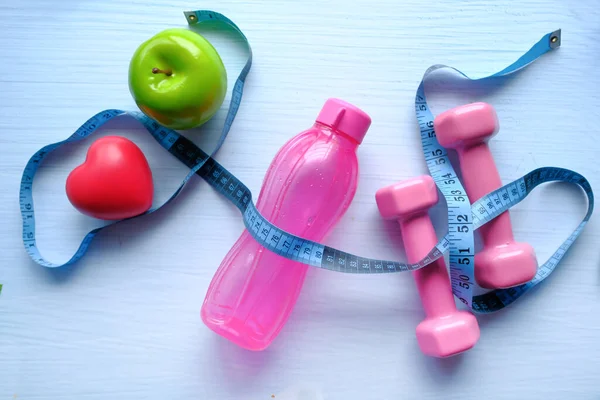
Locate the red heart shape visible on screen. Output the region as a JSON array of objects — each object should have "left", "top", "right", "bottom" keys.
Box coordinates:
[{"left": 66, "top": 136, "right": 154, "bottom": 220}]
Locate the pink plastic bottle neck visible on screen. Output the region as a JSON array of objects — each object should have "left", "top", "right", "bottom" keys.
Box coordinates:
[{"left": 314, "top": 121, "right": 361, "bottom": 149}]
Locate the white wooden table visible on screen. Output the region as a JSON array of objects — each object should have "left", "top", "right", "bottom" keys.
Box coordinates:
[{"left": 1, "top": 1, "right": 599, "bottom": 398}]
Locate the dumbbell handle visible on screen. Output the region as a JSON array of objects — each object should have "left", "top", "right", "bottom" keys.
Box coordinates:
[
  {"left": 456, "top": 143, "right": 516, "bottom": 246},
  {"left": 399, "top": 213, "right": 457, "bottom": 318}
]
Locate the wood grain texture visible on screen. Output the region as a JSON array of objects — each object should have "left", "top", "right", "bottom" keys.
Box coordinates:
[{"left": 1, "top": 0, "right": 599, "bottom": 399}]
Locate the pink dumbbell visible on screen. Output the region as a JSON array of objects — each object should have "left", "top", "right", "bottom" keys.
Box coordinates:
[
  {"left": 434, "top": 102, "right": 538, "bottom": 289},
  {"left": 376, "top": 175, "right": 480, "bottom": 357}
]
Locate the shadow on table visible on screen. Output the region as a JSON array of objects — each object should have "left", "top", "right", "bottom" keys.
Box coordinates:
[
  {"left": 201, "top": 333, "right": 281, "bottom": 397},
  {"left": 417, "top": 349, "right": 468, "bottom": 382}
]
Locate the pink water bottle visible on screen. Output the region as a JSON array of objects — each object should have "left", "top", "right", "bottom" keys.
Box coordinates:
[{"left": 201, "top": 98, "right": 372, "bottom": 351}]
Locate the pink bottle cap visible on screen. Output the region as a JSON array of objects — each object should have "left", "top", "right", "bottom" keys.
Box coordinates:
[{"left": 316, "top": 98, "right": 372, "bottom": 144}]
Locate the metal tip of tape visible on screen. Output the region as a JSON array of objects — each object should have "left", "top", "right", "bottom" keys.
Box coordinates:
[
  {"left": 184, "top": 11, "right": 197, "bottom": 24},
  {"left": 550, "top": 29, "right": 561, "bottom": 49}
]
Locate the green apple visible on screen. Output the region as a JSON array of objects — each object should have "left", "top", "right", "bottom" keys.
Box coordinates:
[{"left": 128, "top": 28, "right": 227, "bottom": 130}]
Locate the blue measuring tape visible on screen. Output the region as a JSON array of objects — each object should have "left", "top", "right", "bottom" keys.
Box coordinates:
[
  {"left": 415, "top": 29, "right": 568, "bottom": 309},
  {"left": 19, "top": 12, "right": 593, "bottom": 314}
]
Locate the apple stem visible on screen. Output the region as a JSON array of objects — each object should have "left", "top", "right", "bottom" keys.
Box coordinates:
[{"left": 152, "top": 68, "right": 173, "bottom": 76}]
